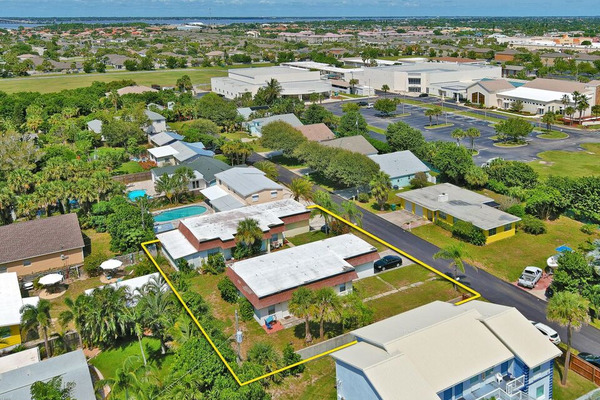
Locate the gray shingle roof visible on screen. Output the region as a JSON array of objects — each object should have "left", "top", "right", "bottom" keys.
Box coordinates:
[
  {"left": 0, "top": 350, "right": 95, "bottom": 400},
  {"left": 0, "top": 214, "right": 84, "bottom": 264},
  {"left": 144, "top": 109, "right": 166, "bottom": 121},
  {"left": 368, "top": 150, "right": 429, "bottom": 178}
]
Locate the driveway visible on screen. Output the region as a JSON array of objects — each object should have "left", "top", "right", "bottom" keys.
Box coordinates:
[
  {"left": 324, "top": 98, "right": 600, "bottom": 164},
  {"left": 378, "top": 209, "right": 431, "bottom": 230},
  {"left": 250, "top": 152, "right": 600, "bottom": 354}
]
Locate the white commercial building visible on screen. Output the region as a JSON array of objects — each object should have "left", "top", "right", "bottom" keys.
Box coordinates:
[
  {"left": 211, "top": 66, "right": 332, "bottom": 100},
  {"left": 354, "top": 62, "right": 502, "bottom": 100}
]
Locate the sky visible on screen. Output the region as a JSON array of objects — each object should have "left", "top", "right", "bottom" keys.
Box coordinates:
[{"left": 0, "top": 0, "right": 598, "bottom": 18}]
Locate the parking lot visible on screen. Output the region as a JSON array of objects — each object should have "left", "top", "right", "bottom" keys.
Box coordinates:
[{"left": 324, "top": 99, "right": 600, "bottom": 164}]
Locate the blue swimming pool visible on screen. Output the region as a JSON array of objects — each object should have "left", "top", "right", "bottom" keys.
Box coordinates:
[
  {"left": 154, "top": 205, "right": 207, "bottom": 222},
  {"left": 128, "top": 190, "right": 147, "bottom": 201}
]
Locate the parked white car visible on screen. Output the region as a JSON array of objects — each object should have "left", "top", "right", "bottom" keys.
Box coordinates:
[
  {"left": 531, "top": 321, "right": 561, "bottom": 345},
  {"left": 518, "top": 266, "right": 543, "bottom": 289}
]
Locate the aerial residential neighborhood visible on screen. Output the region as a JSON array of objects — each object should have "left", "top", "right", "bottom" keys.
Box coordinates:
[{"left": 0, "top": 10, "right": 600, "bottom": 400}]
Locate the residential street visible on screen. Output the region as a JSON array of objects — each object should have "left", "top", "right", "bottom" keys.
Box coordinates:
[
  {"left": 323, "top": 98, "right": 600, "bottom": 165},
  {"left": 250, "top": 153, "right": 600, "bottom": 354}
]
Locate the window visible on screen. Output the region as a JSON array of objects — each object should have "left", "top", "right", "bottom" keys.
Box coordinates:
[
  {"left": 339, "top": 283, "right": 346, "bottom": 293},
  {"left": 192, "top": 180, "right": 200, "bottom": 189},
  {"left": 438, "top": 211, "right": 447, "bottom": 220},
  {"left": 504, "top": 223, "right": 513, "bottom": 232},
  {"left": 488, "top": 228, "right": 497, "bottom": 236},
  {"left": 470, "top": 376, "right": 479, "bottom": 384},
  {"left": 23, "top": 260, "right": 31, "bottom": 267},
  {"left": 267, "top": 305, "right": 275, "bottom": 315},
  {"left": 536, "top": 385, "right": 545, "bottom": 398},
  {"left": 0, "top": 266, "right": 6, "bottom": 273},
  {"left": 532, "top": 365, "right": 541, "bottom": 374},
  {"left": 408, "top": 78, "right": 421, "bottom": 85},
  {"left": 270, "top": 190, "right": 278, "bottom": 198},
  {"left": 251, "top": 194, "right": 259, "bottom": 202}
]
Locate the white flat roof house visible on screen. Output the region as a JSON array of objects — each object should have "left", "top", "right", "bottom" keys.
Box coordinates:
[
  {"left": 157, "top": 199, "right": 311, "bottom": 267},
  {"left": 0, "top": 272, "right": 39, "bottom": 350},
  {"left": 211, "top": 66, "right": 332, "bottom": 100},
  {"left": 332, "top": 300, "right": 561, "bottom": 400},
  {"left": 226, "top": 234, "right": 379, "bottom": 324}
]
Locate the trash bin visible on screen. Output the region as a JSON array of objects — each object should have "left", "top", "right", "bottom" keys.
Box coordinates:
[{"left": 391, "top": 204, "right": 397, "bottom": 211}]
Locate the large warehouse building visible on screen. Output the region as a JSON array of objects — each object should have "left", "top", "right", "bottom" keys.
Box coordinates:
[
  {"left": 211, "top": 66, "right": 332, "bottom": 100},
  {"left": 353, "top": 62, "right": 502, "bottom": 100}
]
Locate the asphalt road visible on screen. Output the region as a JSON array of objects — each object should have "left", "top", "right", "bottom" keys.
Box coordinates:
[
  {"left": 324, "top": 98, "right": 600, "bottom": 165},
  {"left": 250, "top": 153, "right": 600, "bottom": 354}
]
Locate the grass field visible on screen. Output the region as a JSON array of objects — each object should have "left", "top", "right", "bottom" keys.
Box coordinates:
[
  {"left": 553, "top": 355, "right": 598, "bottom": 400},
  {"left": 530, "top": 143, "right": 600, "bottom": 179},
  {"left": 412, "top": 216, "right": 596, "bottom": 282},
  {"left": 0, "top": 64, "right": 272, "bottom": 94}
]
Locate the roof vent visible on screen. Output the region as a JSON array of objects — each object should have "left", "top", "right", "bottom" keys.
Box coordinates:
[{"left": 438, "top": 193, "right": 449, "bottom": 202}]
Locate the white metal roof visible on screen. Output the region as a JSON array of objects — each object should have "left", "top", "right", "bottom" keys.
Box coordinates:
[
  {"left": 200, "top": 185, "right": 229, "bottom": 201},
  {"left": 215, "top": 167, "right": 283, "bottom": 197},
  {"left": 84, "top": 273, "right": 160, "bottom": 296},
  {"left": 157, "top": 229, "right": 199, "bottom": 259},
  {"left": 0, "top": 348, "right": 40, "bottom": 374},
  {"left": 0, "top": 272, "right": 30, "bottom": 327},
  {"left": 230, "top": 234, "right": 375, "bottom": 298},
  {"left": 498, "top": 86, "right": 573, "bottom": 103},
  {"left": 148, "top": 145, "right": 178, "bottom": 158}
]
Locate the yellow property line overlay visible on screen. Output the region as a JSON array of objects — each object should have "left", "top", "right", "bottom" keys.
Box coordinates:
[{"left": 140, "top": 204, "right": 481, "bottom": 386}]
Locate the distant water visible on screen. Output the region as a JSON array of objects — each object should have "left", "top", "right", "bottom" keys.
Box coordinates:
[{"left": 0, "top": 16, "right": 407, "bottom": 29}]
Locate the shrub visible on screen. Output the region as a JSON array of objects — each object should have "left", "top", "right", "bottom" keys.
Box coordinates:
[
  {"left": 83, "top": 252, "right": 106, "bottom": 277},
  {"left": 410, "top": 172, "right": 429, "bottom": 189},
  {"left": 177, "top": 258, "right": 194, "bottom": 273},
  {"left": 217, "top": 277, "right": 239, "bottom": 303},
  {"left": 506, "top": 204, "right": 525, "bottom": 218},
  {"left": 581, "top": 223, "right": 598, "bottom": 235},
  {"left": 357, "top": 192, "right": 370, "bottom": 203},
  {"left": 521, "top": 215, "right": 547, "bottom": 235},
  {"left": 238, "top": 297, "right": 254, "bottom": 321},
  {"left": 486, "top": 179, "right": 508, "bottom": 195},
  {"left": 451, "top": 221, "right": 486, "bottom": 246},
  {"left": 202, "top": 253, "right": 226, "bottom": 275},
  {"left": 282, "top": 342, "right": 305, "bottom": 375},
  {"left": 435, "top": 219, "right": 452, "bottom": 231},
  {"left": 133, "top": 259, "right": 157, "bottom": 277}
]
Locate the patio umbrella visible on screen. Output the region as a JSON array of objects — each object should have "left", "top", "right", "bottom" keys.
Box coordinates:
[
  {"left": 38, "top": 273, "right": 63, "bottom": 286},
  {"left": 100, "top": 259, "right": 123, "bottom": 271}
]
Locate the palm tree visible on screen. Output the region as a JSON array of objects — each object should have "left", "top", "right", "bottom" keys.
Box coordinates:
[
  {"left": 433, "top": 244, "right": 470, "bottom": 285},
  {"left": 341, "top": 200, "right": 363, "bottom": 228},
  {"left": 289, "top": 287, "right": 315, "bottom": 343},
  {"left": 91, "top": 171, "right": 113, "bottom": 203},
  {"left": 7, "top": 168, "right": 35, "bottom": 194},
  {"left": 154, "top": 173, "right": 176, "bottom": 204},
  {"left": 424, "top": 108, "right": 436, "bottom": 126},
  {"left": 289, "top": 178, "right": 313, "bottom": 203},
  {"left": 98, "top": 355, "right": 141, "bottom": 400},
  {"left": 349, "top": 78, "right": 359, "bottom": 95},
  {"left": 75, "top": 178, "right": 97, "bottom": 213},
  {"left": 0, "top": 184, "right": 15, "bottom": 224},
  {"left": 136, "top": 282, "right": 175, "bottom": 356},
  {"left": 541, "top": 111, "right": 556, "bottom": 132},
  {"left": 547, "top": 291, "right": 590, "bottom": 385},
  {"left": 564, "top": 106, "right": 576, "bottom": 126},
  {"left": 561, "top": 94, "right": 571, "bottom": 114},
  {"left": 312, "top": 191, "right": 339, "bottom": 230},
  {"left": 172, "top": 167, "right": 195, "bottom": 204},
  {"left": 381, "top": 84, "right": 390, "bottom": 97},
  {"left": 576, "top": 95, "right": 589, "bottom": 124},
  {"left": 264, "top": 78, "right": 282, "bottom": 104},
  {"left": 85, "top": 286, "right": 130, "bottom": 348},
  {"left": 451, "top": 128, "right": 465, "bottom": 146},
  {"left": 370, "top": 171, "right": 392, "bottom": 210},
  {"left": 108, "top": 89, "right": 120, "bottom": 111},
  {"left": 59, "top": 296, "right": 87, "bottom": 349},
  {"left": 21, "top": 299, "right": 53, "bottom": 358},
  {"left": 465, "top": 127, "right": 481, "bottom": 152},
  {"left": 235, "top": 218, "right": 263, "bottom": 253},
  {"left": 314, "top": 287, "right": 341, "bottom": 340},
  {"left": 247, "top": 342, "right": 282, "bottom": 378}
]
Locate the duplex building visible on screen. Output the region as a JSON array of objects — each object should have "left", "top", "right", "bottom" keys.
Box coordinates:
[
  {"left": 0, "top": 214, "right": 85, "bottom": 276},
  {"left": 147, "top": 141, "right": 215, "bottom": 166},
  {"left": 214, "top": 167, "right": 286, "bottom": 205},
  {"left": 227, "top": 234, "right": 379, "bottom": 324},
  {"left": 368, "top": 150, "right": 435, "bottom": 188},
  {"left": 0, "top": 272, "right": 39, "bottom": 349},
  {"left": 332, "top": 300, "right": 561, "bottom": 400},
  {"left": 150, "top": 157, "right": 231, "bottom": 193},
  {"left": 157, "top": 199, "right": 311, "bottom": 267},
  {"left": 211, "top": 66, "right": 332, "bottom": 100},
  {"left": 396, "top": 183, "right": 520, "bottom": 244}
]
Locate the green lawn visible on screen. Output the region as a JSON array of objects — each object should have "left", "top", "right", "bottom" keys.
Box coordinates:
[
  {"left": 367, "top": 125, "right": 386, "bottom": 134},
  {"left": 353, "top": 264, "right": 434, "bottom": 299},
  {"left": 273, "top": 357, "right": 337, "bottom": 400},
  {"left": 270, "top": 155, "right": 307, "bottom": 169},
  {"left": 116, "top": 161, "right": 144, "bottom": 174},
  {"left": 91, "top": 337, "right": 174, "bottom": 382},
  {"left": 553, "top": 355, "right": 598, "bottom": 400},
  {"left": 287, "top": 230, "right": 329, "bottom": 246},
  {"left": 412, "top": 216, "right": 597, "bottom": 282},
  {"left": 0, "top": 64, "right": 274, "bottom": 94},
  {"left": 535, "top": 130, "right": 569, "bottom": 140},
  {"left": 424, "top": 123, "right": 454, "bottom": 129},
  {"left": 530, "top": 143, "right": 600, "bottom": 179},
  {"left": 457, "top": 110, "right": 503, "bottom": 123}
]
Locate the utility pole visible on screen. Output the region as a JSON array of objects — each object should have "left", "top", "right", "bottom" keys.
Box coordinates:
[{"left": 235, "top": 310, "right": 242, "bottom": 365}]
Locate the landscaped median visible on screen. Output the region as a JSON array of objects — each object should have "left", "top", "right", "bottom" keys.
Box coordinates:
[{"left": 424, "top": 123, "right": 454, "bottom": 130}]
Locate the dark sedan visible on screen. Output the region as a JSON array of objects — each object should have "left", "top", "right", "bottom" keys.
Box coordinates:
[
  {"left": 374, "top": 255, "right": 403, "bottom": 272},
  {"left": 578, "top": 352, "right": 600, "bottom": 368}
]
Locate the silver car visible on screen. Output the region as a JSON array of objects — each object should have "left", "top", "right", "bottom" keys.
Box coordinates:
[{"left": 518, "top": 266, "right": 543, "bottom": 288}]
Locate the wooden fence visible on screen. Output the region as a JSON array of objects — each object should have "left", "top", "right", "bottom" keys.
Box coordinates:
[
  {"left": 112, "top": 171, "right": 151, "bottom": 184},
  {"left": 570, "top": 355, "right": 600, "bottom": 385}
]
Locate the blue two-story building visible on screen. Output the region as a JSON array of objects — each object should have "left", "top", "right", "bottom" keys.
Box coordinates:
[{"left": 332, "top": 301, "right": 561, "bottom": 400}]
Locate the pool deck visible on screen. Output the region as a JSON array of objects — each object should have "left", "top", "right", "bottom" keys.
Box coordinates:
[{"left": 126, "top": 180, "right": 157, "bottom": 197}]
